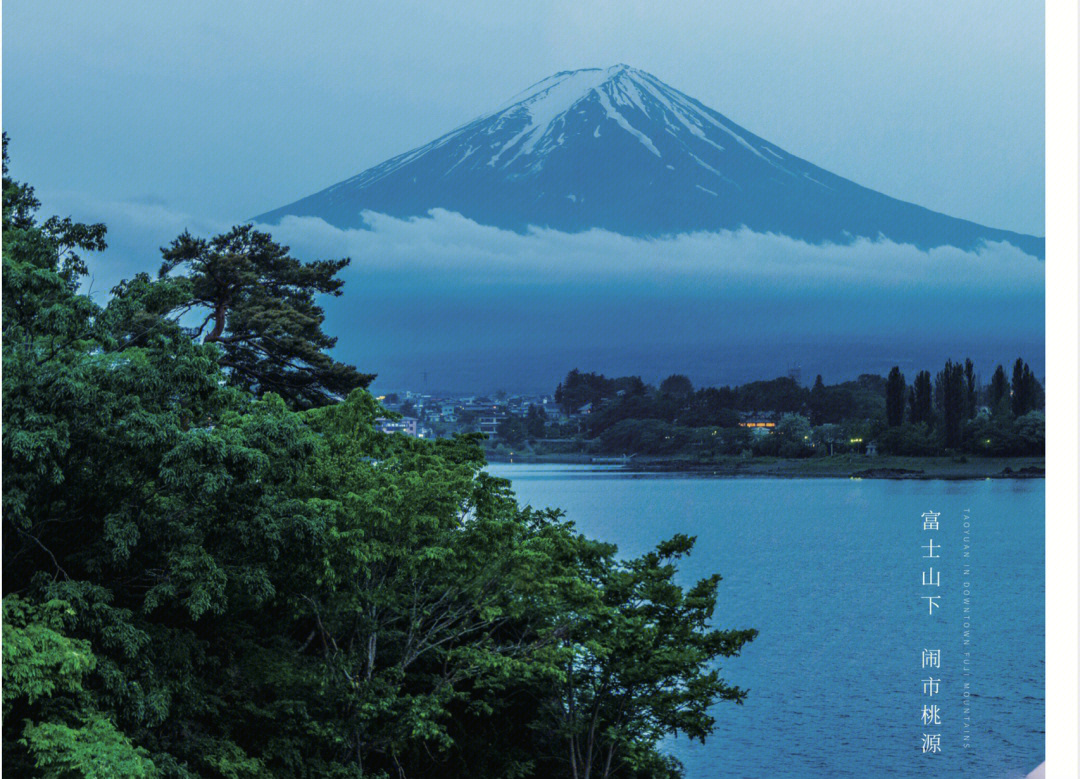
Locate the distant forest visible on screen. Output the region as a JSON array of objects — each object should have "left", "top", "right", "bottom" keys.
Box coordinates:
[{"left": 514, "top": 362, "right": 1045, "bottom": 458}]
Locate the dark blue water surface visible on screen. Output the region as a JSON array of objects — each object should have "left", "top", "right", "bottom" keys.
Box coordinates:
[{"left": 486, "top": 465, "right": 1044, "bottom": 779}]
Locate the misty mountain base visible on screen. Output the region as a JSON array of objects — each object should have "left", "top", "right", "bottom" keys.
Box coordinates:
[{"left": 3, "top": 144, "right": 757, "bottom": 778}]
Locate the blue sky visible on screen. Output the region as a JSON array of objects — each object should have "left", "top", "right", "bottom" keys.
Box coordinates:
[{"left": 2, "top": 1, "right": 1045, "bottom": 391}]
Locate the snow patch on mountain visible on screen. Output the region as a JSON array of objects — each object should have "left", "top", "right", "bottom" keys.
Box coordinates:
[
  {"left": 487, "top": 68, "right": 611, "bottom": 166},
  {"left": 594, "top": 88, "right": 661, "bottom": 157}
]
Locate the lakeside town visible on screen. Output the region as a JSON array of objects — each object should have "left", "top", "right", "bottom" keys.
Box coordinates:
[{"left": 374, "top": 361, "right": 1045, "bottom": 475}]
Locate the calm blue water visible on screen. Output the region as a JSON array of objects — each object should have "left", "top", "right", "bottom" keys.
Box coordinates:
[{"left": 486, "top": 465, "right": 1045, "bottom": 779}]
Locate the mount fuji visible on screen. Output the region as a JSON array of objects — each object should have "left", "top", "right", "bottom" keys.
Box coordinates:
[{"left": 255, "top": 65, "right": 1043, "bottom": 258}]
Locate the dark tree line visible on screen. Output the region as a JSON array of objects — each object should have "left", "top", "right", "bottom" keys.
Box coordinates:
[
  {"left": 882, "top": 359, "right": 1043, "bottom": 430},
  {"left": 548, "top": 356, "right": 1043, "bottom": 458},
  {"left": 878, "top": 358, "right": 1043, "bottom": 455}
]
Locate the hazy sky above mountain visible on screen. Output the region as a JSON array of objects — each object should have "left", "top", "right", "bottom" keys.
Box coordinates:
[{"left": 5, "top": 0, "right": 1043, "bottom": 235}]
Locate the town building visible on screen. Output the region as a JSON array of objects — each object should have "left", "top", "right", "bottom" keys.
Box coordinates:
[
  {"left": 737, "top": 412, "right": 777, "bottom": 430},
  {"left": 478, "top": 412, "right": 506, "bottom": 437},
  {"left": 377, "top": 417, "right": 419, "bottom": 436}
]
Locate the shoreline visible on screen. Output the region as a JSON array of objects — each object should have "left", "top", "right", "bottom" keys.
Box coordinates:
[{"left": 484, "top": 453, "right": 1045, "bottom": 480}]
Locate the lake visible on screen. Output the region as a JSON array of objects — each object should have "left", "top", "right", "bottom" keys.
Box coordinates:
[{"left": 485, "top": 464, "right": 1045, "bottom": 779}]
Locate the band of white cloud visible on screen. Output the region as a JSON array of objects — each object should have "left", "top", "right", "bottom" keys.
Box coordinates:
[
  {"left": 262, "top": 208, "right": 1044, "bottom": 297},
  {"left": 43, "top": 188, "right": 1043, "bottom": 300}
]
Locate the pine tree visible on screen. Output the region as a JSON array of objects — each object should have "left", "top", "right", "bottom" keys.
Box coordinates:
[{"left": 159, "top": 225, "right": 374, "bottom": 408}]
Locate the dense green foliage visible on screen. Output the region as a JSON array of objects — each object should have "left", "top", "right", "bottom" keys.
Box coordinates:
[{"left": 3, "top": 144, "right": 756, "bottom": 778}]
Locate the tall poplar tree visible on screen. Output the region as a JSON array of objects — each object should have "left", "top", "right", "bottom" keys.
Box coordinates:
[
  {"left": 940, "top": 360, "right": 966, "bottom": 449},
  {"left": 963, "top": 358, "right": 977, "bottom": 419},
  {"left": 989, "top": 364, "right": 1009, "bottom": 414},
  {"left": 909, "top": 370, "right": 934, "bottom": 426},
  {"left": 885, "top": 366, "right": 906, "bottom": 427},
  {"left": 1010, "top": 358, "right": 1041, "bottom": 417}
]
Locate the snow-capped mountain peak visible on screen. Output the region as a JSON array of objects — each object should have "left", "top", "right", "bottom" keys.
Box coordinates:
[
  {"left": 405, "top": 64, "right": 784, "bottom": 179},
  {"left": 255, "top": 65, "right": 1043, "bottom": 257}
]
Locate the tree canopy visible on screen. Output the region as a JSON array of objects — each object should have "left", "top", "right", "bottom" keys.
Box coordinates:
[{"left": 3, "top": 142, "right": 755, "bottom": 778}]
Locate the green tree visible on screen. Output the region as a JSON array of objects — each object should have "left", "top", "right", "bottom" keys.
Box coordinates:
[
  {"left": 555, "top": 370, "right": 647, "bottom": 416},
  {"left": 735, "top": 377, "right": 807, "bottom": 414},
  {"left": 938, "top": 360, "right": 966, "bottom": 450},
  {"left": 1010, "top": 358, "right": 1042, "bottom": 417},
  {"left": 774, "top": 413, "right": 813, "bottom": 457},
  {"left": 885, "top": 367, "right": 906, "bottom": 427},
  {"left": 525, "top": 404, "right": 548, "bottom": 438},
  {"left": 689, "top": 387, "right": 740, "bottom": 427},
  {"left": 1010, "top": 358, "right": 1026, "bottom": 416},
  {"left": 909, "top": 370, "right": 933, "bottom": 427},
  {"left": 599, "top": 419, "right": 688, "bottom": 455},
  {"left": 496, "top": 414, "right": 528, "bottom": 446},
  {"left": 989, "top": 364, "right": 1009, "bottom": 415},
  {"left": 3, "top": 135, "right": 107, "bottom": 291},
  {"left": 541, "top": 535, "right": 756, "bottom": 779},
  {"left": 813, "top": 423, "right": 844, "bottom": 456},
  {"left": 879, "top": 423, "right": 938, "bottom": 456},
  {"left": 963, "top": 358, "right": 977, "bottom": 419},
  {"left": 3, "top": 141, "right": 180, "bottom": 776},
  {"left": 159, "top": 225, "right": 374, "bottom": 408},
  {"left": 1013, "top": 410, "right": 1046, "bottom": 455},
  {"left": 659, "top": 374, "right": 694, "bottom": 400},
  {"left": 3, "top": 597, "right": 158, "bottom": 778},
  {"left": 808, "top": 375, "right": 826, "bottom": 424}
]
